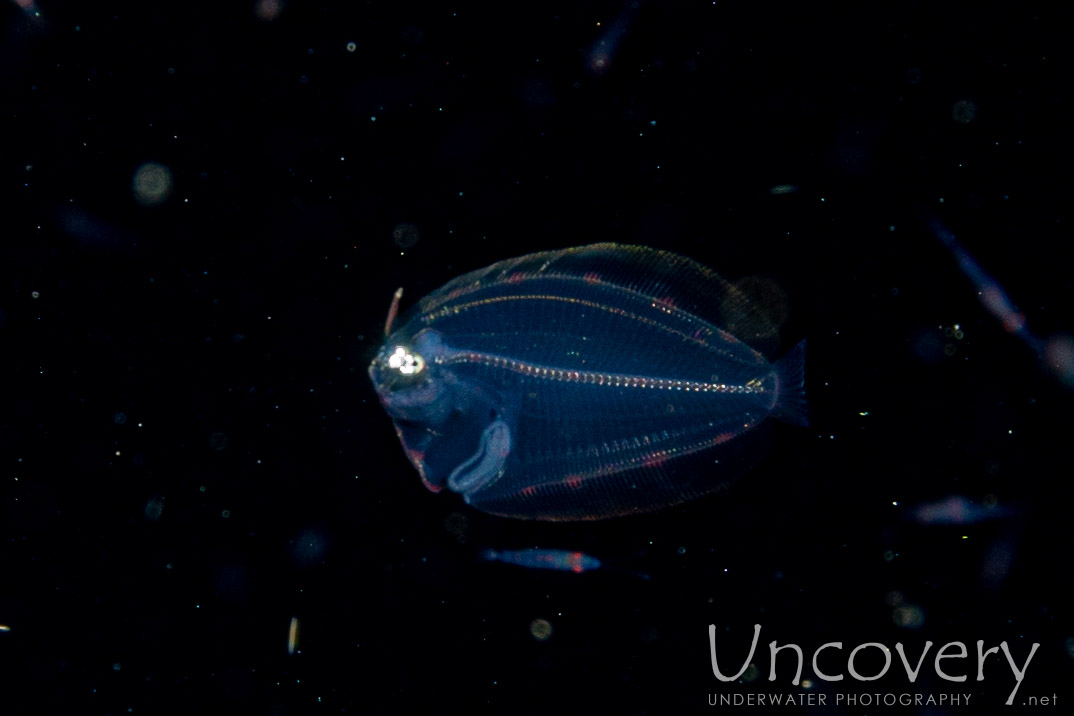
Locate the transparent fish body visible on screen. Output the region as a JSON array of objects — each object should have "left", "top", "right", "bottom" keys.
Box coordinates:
[
  {"left": 480, "top": 548, "right": 601, "bottom": 573},
  {"left": 369, "top": 243, "right": 807, "bottom": 520}
]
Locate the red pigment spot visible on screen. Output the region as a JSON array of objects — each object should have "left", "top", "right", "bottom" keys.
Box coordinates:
[
  {"left": 408, "top": 449, "right": 442, "bottom": 492},
  {"left": 655, "top": 296, "right": 677, "bottom": 310},
  {"left": 569, "top": 552, "right": 584, "bottom": 573},
  {"left": 520, "top": 485, "right": 537, "bottom": 497},
  {"left": 713, "top": 432, "right": 736, "bottom": 445},
  {"left": 1002, "top": 312, "right": 1026, "bottom": 333},
  {"left": 583, "top": 272, "right": 602, "bottom": 284},
  {"left": 641, "top": 455, "right": 667, "bottom": 469},
  {"left": 506, "top": 272, "right": 526, "bottom": 285},
  {"left": 419, "top": 476, "right": 443, "bottom": 493},
  {"left": 565, "top": 475, "right": 584, "bottom": 489}
]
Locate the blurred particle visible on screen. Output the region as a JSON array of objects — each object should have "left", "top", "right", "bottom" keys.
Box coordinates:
[
  {"left": 144, "top": 497, "right": 164, "bottom": 522},
  {"left": 770, "top": 185, "right": 799, "bottom": 195},
  {"left": 529, "top": 618, "right": 553, "bottom": 641},
  {"left": 13, "top": 0, "right": 44, "bottom": 25},
  {"left": 1064, "top": 637, "right": 1074, "bottom": 659},
  {"left": 0, "top": 625, "right": 11, "bottom": 632},
  {"left": 288, "top": 616, "right": 300, "bottom": 655},
  {"left": 132, "top": 162, "right": 173, "bottom": 206},
  {"left": 442, "top": 512, "right": 468, "bottom": 542},
  {"left": 801, "top": 679, "right": 814, "bottom": 690},
  {"left": 585, "top": 1, "right": 639, "bottom": 76},
  {"left": 113, "top": 663, "right": 121, "bottom": 671},
  {"left": 113, "top": 412, "right": 127, "bottom": 424},
  {"left": 912, "top": 495, "right": 1012, "bottom": 525},
  {"left": 221, "top": 509, "right": 231, "bottom": 519},
  {"left": 58, "top": 207, "right": 140, "bottom": 252},
  {"left": 740, "top": 664, "right": 760, "bottom": 683},
  {"left": 392, "top": 222, "right": 421, "bottom": 249},
  {"left": 906, "top": 67, "right": 922, "bottom": 85},
  {"left": 892, "top": 604, "right": 925, "bottom": 629},
  {"left": 208, "top": 432, "right": 229, "bottom": 451},
  {"left": 952, "top": 99, "right": 977, "bottom": 124},
  {"left": 291, "top": 529, "right": 328, "bottom": 566},
  {"left": 928, "top": 218, "right": 1066, "bottom": 381},
  {"left": 346, "top": 42, "right": 357, "bottom": 52},
  {"left": 31, "top": 290, "right": 40, "bottom": 299},
  {"left": 883, "top": 550, "right": 895, "bottom": 562},
  {"left": 1044, "top": 334, "right": 1074, "bottom": 388},
  {"left": 255, "top": 0, "right": 283, "bottom": 21},
  {"left": 981, "top": 539, "right": 1015, "bottom": 588},
  {"left": 588, "top": 50, "right": 610, "bottom": 74},
  {"left": 885, "top": 590, "right": 904, "bottom": 607}
]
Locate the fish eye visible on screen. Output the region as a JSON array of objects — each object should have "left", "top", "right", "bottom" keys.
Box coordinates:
[{"left": 387, "top": 345, "right": 425, "bottom": 376}]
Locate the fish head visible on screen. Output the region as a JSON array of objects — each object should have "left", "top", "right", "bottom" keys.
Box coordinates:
[
  {"left": 369, "top": 328, "right": 455, "bottom": 426},
  {"left": 369, "top": 327, "right": 514, "bottom": 497}
]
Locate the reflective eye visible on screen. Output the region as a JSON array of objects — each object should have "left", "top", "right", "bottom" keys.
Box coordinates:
[{"left": 387, "top": 346, "right": 425, "bottom": 376}]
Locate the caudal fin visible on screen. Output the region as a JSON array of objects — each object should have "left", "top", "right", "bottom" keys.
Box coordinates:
[{"left": 771, "top": 339, "right": 808, "bottom": 426}]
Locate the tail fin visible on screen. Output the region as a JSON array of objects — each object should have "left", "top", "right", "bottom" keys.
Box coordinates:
[{"left": 770, "top": 339, "right": 808, "bottom": 426}]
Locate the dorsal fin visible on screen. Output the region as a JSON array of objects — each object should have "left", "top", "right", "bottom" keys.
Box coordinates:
[
  {"left": 416, "top": 243, "right": 784, "bottom": 353},
  {"left": 384, "top": 287, "right": 404, "bottom": 336}
]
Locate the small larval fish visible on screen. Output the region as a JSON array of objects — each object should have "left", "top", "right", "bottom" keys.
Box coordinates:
[
  {"left": 480, "top": 548, "right": 602, "bottom": 574},
  {"left": 368, "top": 243, "right": 807, "bottom": 520}
]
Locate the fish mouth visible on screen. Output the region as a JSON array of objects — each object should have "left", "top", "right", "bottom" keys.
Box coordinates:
[
  {"left": 368, "top": 363, "right": 394, "bottom": 407},
  {"left": 367, "top": 362, "right": 383, "bottom": 393}
]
